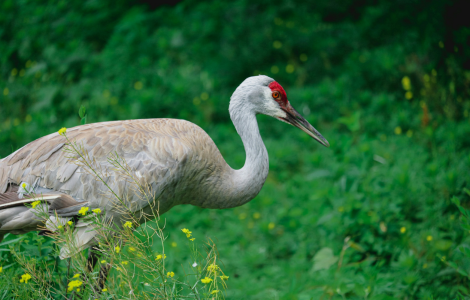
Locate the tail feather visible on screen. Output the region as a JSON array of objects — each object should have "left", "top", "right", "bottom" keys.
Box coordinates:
[
  {"left": 0, "top": 185, "right": 89, "bottom": 253},
  {"left": 0, "top": 205, "right": 45, "bottom": 234}
]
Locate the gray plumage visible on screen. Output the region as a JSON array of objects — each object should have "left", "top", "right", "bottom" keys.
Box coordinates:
[{"left": 0, "top": 75, "right": 329, "bottom": 258}]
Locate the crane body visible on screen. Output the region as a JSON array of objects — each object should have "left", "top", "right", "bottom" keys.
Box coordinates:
[{"left": 0, "top": 75, "right": 329, "bottom": 259}]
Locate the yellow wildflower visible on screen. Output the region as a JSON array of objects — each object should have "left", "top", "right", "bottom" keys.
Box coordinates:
[
  {"left": 58, "top": 225, "right": 63, "bottom": 229},
  {"left": 211, "top": 290, "right": 220, "bottom": 295},
  {"left": 220, "top": 275, "right": 229, "bottom": 280},
  {"left": 101, "top": 260, "right": 106, "bottom": 264},
  {"left": 427, "top": 235, "right": 433, "bottom": 241},
  {"left": 201, "top": 277, "right": 213, "bottom": 284},
  {"left": 22, "top": 183, "right": 27, "bottom": 189},
  {"left": 67, "top": 279, "right": 82, "bottom": 291},
  {"left": 58, "top": 127, "right": 67, "bottom": 136},
  {"left": 116, "top": 267, "right": 122, "bottom": 271},
  {"left": 78, "top": 207, "right": 89, "bottom": 215},
  {"left": 400, "top": 227, "right": 406, "bottom": 234},
  {"left": 181, "top": 228, "right": 192, "bottom": 238},
  {"left": 67, "top": 221, "right": 73, "bottom": 225},
  {"left": 20, "top": 273, "right": 32, "bottom": 283},
  {"left": 155, "top": 254, "right": 167, "bottom": 260},
  {"left": 171, "top": 242, "right": 177, "bottom": 247},
  {"left": 167, "top": 271, "right": 175, "bottom": 277},
  {"left": 102, "top": 288, "right": 108, "bottom": 292},
  {"left": 268, "top": 222, "right": 275, "bottom": 230},
  {"left": 122, "top": 261, "right": 128, "bottom": 265},
  {"left": 73, "top": 273, "right": 80, "bottom": 278},
  {"left": 0, "top": 267, "right": 2, "bottom": 273},
  {"left": 207, "top": 264, "right": 218, "bottom": 272},
  {"left": 92, "top": 208, "right": 101, "bottom": 214},
  {"left": 128, "top": 247, "right": 136, "bottom": 252},
  {"left": 115, "top": 246, "right": 120, "bottom": 253},
  {"left": 190, "top": 238, "right": 195, "bottom": 241},
  {"left": 123, "top": 221, "right": 132, "bottom": 228},
  {"left": 31, "top": 201, "right": 41, "bottom": 208},
  {"left": 401, "top": 76, "right": 411, "bottom": 91}
]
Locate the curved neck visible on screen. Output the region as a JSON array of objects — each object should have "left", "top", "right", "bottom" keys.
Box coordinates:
[{"left": 224, "top": 105, "right": 269, "bottom": 208}]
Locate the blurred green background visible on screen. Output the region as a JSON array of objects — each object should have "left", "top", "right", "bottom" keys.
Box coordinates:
[{"left": 1, "top": 0, "right": 470, "bottom": 298}]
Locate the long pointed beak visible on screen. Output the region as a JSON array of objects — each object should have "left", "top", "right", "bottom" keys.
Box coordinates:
[{"left": 277, "top": 103, "right": 329, "bottom": 147}]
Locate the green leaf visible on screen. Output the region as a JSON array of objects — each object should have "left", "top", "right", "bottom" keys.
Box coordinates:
[
  {"left": 403, "top": 274, "right": 418, "bottom": 284},
  {"left": 459, "top": 246, "right": 470, "bottom": 258},
  {"left": 79, "top": 105, "right": 86, "bottom": 118},
  {"left": 0, "top": 237, "right": 23, "bottom": 246},
  {"left": 312, "top": 247, "right": 338, "bottom": 271},
  {"left": 457, "top": 205, "right": 467, "bottom": 216},
  {"left": 0, "top": 263, "right": 15, "bottom": 270},
  {"left": 434, "top": 240, "right": 453, "bottom": 251},
  {"left": 448, "top": 261, "right": 468, "bottom": 277},
  {"left": 463, "top": 188, "right": 470, "bottom": 197}
]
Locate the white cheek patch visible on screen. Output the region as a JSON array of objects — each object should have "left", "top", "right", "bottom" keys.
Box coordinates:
[{"left": 260, "top": 89, "right": 287, "bottom": 118}]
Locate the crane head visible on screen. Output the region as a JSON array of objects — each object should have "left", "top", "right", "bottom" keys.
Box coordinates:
[
  {"left": 267, "top": 80, "right": 329, "bottom": 147},
  {"left": 232, "top": 75, "right": 329, "bottom": 147}
]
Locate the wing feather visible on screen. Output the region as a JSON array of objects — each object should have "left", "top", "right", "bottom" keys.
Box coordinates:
[{"left": 0, "top": 119, "right": 228, "bottom": 220}]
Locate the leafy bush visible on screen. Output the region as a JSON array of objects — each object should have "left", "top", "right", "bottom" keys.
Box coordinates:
[{"left": 1, "top": 0, "right": 470, "bottom": 298}]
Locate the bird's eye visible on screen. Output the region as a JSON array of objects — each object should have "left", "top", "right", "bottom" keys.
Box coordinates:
[{"left": 272, "top": 91, "right": 280, "bottom": 99}]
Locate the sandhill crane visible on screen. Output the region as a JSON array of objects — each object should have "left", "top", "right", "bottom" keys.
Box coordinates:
[{"left": 0, "top": 75, "right": 328, "bottom": 282}]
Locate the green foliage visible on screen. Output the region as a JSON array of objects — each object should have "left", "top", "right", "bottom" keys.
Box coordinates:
[
  {"left": 79, "top": 105, "right": 87, "bottom": 125},
  {"left": 1, "top": 0, "right": 470, "bottom": 298},
  {"left": 450, "top": 196, "right": 470, "bottom": 282}
]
